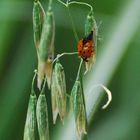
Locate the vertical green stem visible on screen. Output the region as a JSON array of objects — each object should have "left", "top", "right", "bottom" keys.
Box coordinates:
[
  {"left": 40, "top": 76, "right": 47, "bottom": 94},
  {"left": 31, "top": 70, "right": 37, "bottom": 95},
  {"left": 76, "top": 59, "right": 83, "bottom": 81}
]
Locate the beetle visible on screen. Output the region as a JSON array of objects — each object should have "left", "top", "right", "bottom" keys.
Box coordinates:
[{"left": 77, "top": 31, "right": 95, "bottom": 62}]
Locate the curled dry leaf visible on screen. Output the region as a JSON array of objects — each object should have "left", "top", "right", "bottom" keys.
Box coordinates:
[{"left": 93, "top": 84, "right": 112, "bottom": 109}]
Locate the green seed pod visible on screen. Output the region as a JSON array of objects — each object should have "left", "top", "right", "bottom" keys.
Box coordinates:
[
  {"left": 71, "top": 80, "right": 87, "bottom": 139},
  {"left": 84, "top": 10, "right": 98, "bottom": 73},
  {"left": 37, "top": 7, "right": 55, "bottom": 90},
  {"left": 51, "top": 66, "right": 59, "bottom": 123},
  {"left": 51, "top": 61, "right": 67, "bottom": 124},
  {"left": 36, "top": 93, "right": 49, "bottom": 140},
  {"left": 85, "top": 10, "right": 98, "bottom": 47},
  {"left": 85, "top": 11, "right": 94, "bottom": 35},
  {"left": 33, "top": 0, "right": 45, "bottom": 48},
  {"left": 38, "top": 10, "right": 55, "bottom": 61},
  {"left": 23, "top": 94, "right": 37, "bottom": 140}
]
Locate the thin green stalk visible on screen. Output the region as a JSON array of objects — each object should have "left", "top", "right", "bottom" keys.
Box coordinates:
[
  {"left": 68, "top": 1, "right": 93, "bottom": 13},
  {"left": 53, "top": 52, "right": 78, "bottom": 63},
  {"left": 31, "top": 70, "right": 37, "bottom": 95},
  {"left": 57, "top": 0, "right": 93, "bottom": 12},
  {"left": 40, "top": 76, "right": 47, "bottom": 94},
  {"left": 76, "top": 59, "right": 83, "bottom": 81},
  {"left": 57, "top": 0, "right": 67, "bottom": 7}
]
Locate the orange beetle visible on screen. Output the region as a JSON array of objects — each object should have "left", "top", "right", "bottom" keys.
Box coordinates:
[{"left": 77, "top": 31, "right": 95, "bottom": 62}]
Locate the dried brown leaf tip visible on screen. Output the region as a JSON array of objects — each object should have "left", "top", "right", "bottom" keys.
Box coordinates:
[
  {"left": 71, "top": 80, "right": 87, "bottom": 139},
  {"left": 51, "top": 61, "right": 67, "bottom": 124},
  {"left": 37, "top": 55, "right": 54, "bottom": 90}
]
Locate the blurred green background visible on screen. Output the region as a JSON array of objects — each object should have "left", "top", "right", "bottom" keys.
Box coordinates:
[{"left": 0, "top": 0, "right": 140, "bottom": 140}]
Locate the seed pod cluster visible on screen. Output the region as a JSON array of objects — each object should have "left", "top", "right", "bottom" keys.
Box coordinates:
[
  {"left": 33, "top": 0, "right": 55, "bottom": 90},
  {"left": 36, "top": 93, "right": 49, "bottom": 140},
  {"left": 24, "top": 94, "right": 37, "bottom": 140},
  {"left": 71, "top": 80, "right": 87, "bottom": 139},
  {"left": 84, "top": 11, "right": 98, "bottom": 72},
  {"left": 24, "top": 71, "right": 50, "bottom": 140},
  {"left": 38, "top": 7, "right": 55, "bottom": 89},
  {"left": 51, "top": 61, "right": 67, "bottom": 124}
]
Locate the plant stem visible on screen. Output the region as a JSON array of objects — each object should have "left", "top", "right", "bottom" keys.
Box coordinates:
[
  {"left": 68, "top": 1, "right": 93, "bottom": 13},
  {"left": 57, "top": 0, "right": 67, "bottom": 7},
  {"left": 40, "top": 76, "right": 47, "bottom": 94},
  {"left": 76, "top": 59, "right": 83, "bottom": 81},
  {"left": 57, "top": 0, "right": 93, "bottom": 12},
  {"left": 31, "top": 70, "right": 37, "bottom": 95},
  {"left": 53, "top": 52, "right": 78, "bottom": 63}
]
